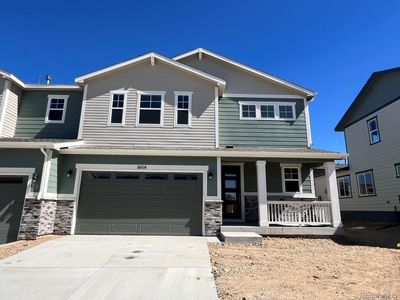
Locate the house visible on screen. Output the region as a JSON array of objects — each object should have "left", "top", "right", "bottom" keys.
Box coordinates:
[
  {"left": 314, "top": 164, "right": 349, "bottom": 201},
  {"left": 335, "top": 67, "right": 400, "bottom": 223},
  {"left": 0, "top": 48, "right": 345, "bottom": 244}
]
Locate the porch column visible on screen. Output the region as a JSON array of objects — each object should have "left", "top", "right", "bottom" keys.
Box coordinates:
[
  {"left": 324, "top": 161, "right": 342, "bottom": 227},
  {"left": 256, "top": 160, "right": 269, "bottom": 226}
]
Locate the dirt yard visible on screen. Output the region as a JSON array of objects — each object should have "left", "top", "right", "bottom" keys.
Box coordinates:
[
  {"left": 0, "top": 235, "right": 60, "bottom": 260},
  {"left": 209, "top": 237, "right": 400, "bottom": 300}
]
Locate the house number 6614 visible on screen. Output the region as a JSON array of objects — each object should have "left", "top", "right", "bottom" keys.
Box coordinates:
[{"left": 137, "top": 165, "right": 147, "bottom": 169}]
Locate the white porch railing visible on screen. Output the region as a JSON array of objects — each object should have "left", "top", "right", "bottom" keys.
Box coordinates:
[{"left": 268, "top": 201, "right": 332, "bottom": 226}]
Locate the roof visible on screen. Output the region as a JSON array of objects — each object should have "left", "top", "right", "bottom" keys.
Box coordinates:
[
  {"left": 335, "top": 67, "right": 400, "bottom": 131},
  {"left": 0, "top": 138, "right": 84, "bottom": 150},
  {"left": 173, "top": 48, "right": 316, "bottom": 99}
]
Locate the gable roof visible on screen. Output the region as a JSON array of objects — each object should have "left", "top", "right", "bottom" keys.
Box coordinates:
[
  {"left": 173, "top": 48, "right": 316, "bottom": 99},
  {"left": 335, "top": 67, "right": 400, "bottom": 131},
  {"left": 75, "top": 52, "right": 226, "bottom": 94}
]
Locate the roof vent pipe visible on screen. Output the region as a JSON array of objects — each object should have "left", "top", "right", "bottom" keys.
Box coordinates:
[{"left": 45, "top": 74, "right": 52, "bottom": 85}]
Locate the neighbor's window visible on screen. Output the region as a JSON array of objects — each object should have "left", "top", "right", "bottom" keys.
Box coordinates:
[
  {"left": 282, "top": 166, "right": 301, "bottom": 193},
  {"left": 109, "top": 92, "right": 127, "bottom": 125},
  {"left": 367, "top": 117, "right": 380, "bottom": 144},
  {"left": 337, "top": 175, "right": 352, "bottom": 198},
  {"left": 356, "top": 170, "right": 376, "bottom": 197},
  {"left": 137, "top": 92, "right": 164, "bottom": 125},
  {"left": 45, "top": 95, "right": 69, "bottom": 123},
  {"left": 395, "top": 163, "right": 400, "bottom": 178},
  {"left": 174, "top": 92, "right": 192, "bottom": 126},
  {"left": 239, "top": 102, "right": 296, "bottom": 120}
]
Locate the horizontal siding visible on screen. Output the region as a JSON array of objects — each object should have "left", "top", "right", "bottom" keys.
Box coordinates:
[
  {"left": 341, "top": 99, "right": 400, "bottom": 212},
  {"left": 82, "top": 60, "right": 216, "bottom": 147},
  {"left": 0, "top": 78, "right": 5, "bottom": 106},
  {"left": 15, "top": 91, "right": 83, "bottom": 139},
  {"left": 1, "top": 83, "right": 21, "bottom": 137},
  {"left": 219, "top": 97, "right": 308, "bottom": 147},
  {"left": 47, "top": 153, "right": 58, "bottom": 194}
]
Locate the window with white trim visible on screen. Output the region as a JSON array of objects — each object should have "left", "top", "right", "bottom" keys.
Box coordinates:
[
  {"left": 137, "top": 92, "right": 164, "bottom": 125},
  {"left": 395, "top": 163, "right": 400, "bottom": 178},
  {"left": 281, "top": 165, "right": 302, "bottom": 192},
  {"left": 174, "top": 92, "right": 192, "bottom": 126},
  {"left": 367, "top": 117, "right": 380, "bottom": 144},
  {"left": 239, "top": 101, "right": 296, "bottom": 120},
  {"left": 45, "top": 95, "right": 69, "bottom": 123},
  {"left": 337, "top": 175, "right": 352, "bottom": 198},
  {"left": 356, "top": 170, "right": 376, "bottom": 197},
  {"left": 109, "top": 91, "right": 127, "bottom": 125}
]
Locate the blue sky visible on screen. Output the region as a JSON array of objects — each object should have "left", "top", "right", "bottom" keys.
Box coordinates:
[{"left": 3, "top": 1, "right": 400, "bottom": 153}]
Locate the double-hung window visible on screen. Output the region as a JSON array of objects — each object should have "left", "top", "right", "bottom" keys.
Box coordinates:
[
  {"left": 174, "top": 92, "right": 192, "bottom": 127},
  {"left": 109, "top": 91, "right": 127, "bottom": 125},
  {"left": 281, "top": 164, "right": 302, "bottom": 193},
  {"left": 367, "top": 117, "right": 380, "bottom": 144},
  {"left": 337, "top": 175, "right": 352, "bottom": 198},
  {"left": 137, "top": 92, "right": 164, "bottom": 126},
  {"left": 239, "top": 102, "right": 296, "bottom": 120},
  {"left": 45, "top": 95, "right": 69, "bottom": 123},
  {"left": 356, "top": 170, "right": 376, "bottom": 197}
]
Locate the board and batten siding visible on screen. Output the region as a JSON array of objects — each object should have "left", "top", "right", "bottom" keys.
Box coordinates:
[
  {"left": 342, "top": 99, "right": 400, "bottom": 213},
  {"left": 219, "top": 97, "right": 308, "bottom": 147},
  {"left": 14, "top": 91, "right": 83, "bottom": 139},
  {"left": 1, "top": 83, "right": 22, "bottom": 137},
  {"left": 81, "top": 60, "right": 216, "bottom": 148}
]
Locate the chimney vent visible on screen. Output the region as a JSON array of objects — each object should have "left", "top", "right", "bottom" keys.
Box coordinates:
[{"left": 45, "top": 74, "right": 52, "bottom": 85}]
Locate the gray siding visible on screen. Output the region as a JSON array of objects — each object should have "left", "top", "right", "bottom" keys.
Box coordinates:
[
  {"left": 82, "top": 60, "right": 216, "bottom": 147},
  {"left": 15, "top": 91, "right": 83, "bottom": 139},
  {"left": 179, "top": 54, "right": 304, "bottom": 95},
  {"left": 219, "top": 97, "right": 308, "bottom": 147},
  {"left": 1, "top": 83, "right": 21, "bottom": 137},
  {"left": 342, "top": 99, "right": 400, "bottom": 212},
  {"left": 0, "top": 78, "right": 5, "bottom": 106},
  {"left": 47, "top": 152, "right": 58, "bottom": 194}
]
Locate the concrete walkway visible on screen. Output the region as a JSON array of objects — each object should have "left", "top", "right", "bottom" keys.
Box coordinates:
[{"left": 0, "top": 235, "right": 218, "bottom": 300}]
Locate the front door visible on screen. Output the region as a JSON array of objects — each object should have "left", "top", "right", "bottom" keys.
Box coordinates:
[{"left": 222, "top": 166, "right": 241, "bottom": 220}]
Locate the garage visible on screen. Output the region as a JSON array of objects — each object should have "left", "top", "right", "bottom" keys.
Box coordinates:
[
  {"left": 0, "top": 176, "right": 27, "bottom": 244},
  {"left": 75, "top": 171, "right": 203, "bottom": 236}
]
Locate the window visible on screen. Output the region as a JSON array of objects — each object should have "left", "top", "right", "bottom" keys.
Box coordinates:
[
  {"left": 0, "top": 177, "right": 23, "bottom": 184},
  {"left": 239, "top": 101, "right": 296, "bottom": 120},
  {"left": 145, "top": 173, "right": 168, "bottom": 180},
  {"left": 45, "top": 95, "right": 68, "bottom": 123},
  {"left": 367, "top": 117, "right": 380, "bottom": 144},
  {"left": 89, "top": 172, "right": 111, "bottom": 179},
  {"left": 281, "top": 164, "right": 302, "bottom": 193},
  {"left": 356, "top": 170, "right": 376, "bottom": 197},
  {"left": 115, "top": 173, "right": 140, "bottom": 179},
  {"left": 137, "top": 92, "right": 164, "bottom": 126},
  {"left": 337, "top": 175, "right": 352, "bottom": 198},
  {"left": 174, "top": 92, "right": 192, "bottom": 126},
  {"left": 395, "top": 163, "right": 400, "bottom": 178},
  {"left": 109, "top": 91, "right": 127, "bottom": 125},
  {"left": 174, "top": 174, "right": 197, "bottom": 180}
]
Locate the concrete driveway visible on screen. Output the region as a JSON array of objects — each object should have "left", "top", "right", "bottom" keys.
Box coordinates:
[{"left": 0, "top": 235, "right": 218, "bottom": 300}]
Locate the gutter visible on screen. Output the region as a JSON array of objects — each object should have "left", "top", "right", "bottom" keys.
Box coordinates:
[{"left": 0, "top": 140, "right": 84, "bottom": 149}]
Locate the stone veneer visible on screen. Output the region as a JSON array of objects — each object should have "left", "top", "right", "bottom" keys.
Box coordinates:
[
  {"left": 244, "top": 195, "right": 259, "bottom": 224},
  {"left": 53, "top": 201, "right": 74, "bottom": 234},
  {"left": 204, "top": 201, "right": 222, "bottom": 236}
]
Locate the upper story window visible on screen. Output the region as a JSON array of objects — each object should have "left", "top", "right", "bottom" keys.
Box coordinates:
[
  {"left": 356, "top": 170, "right": 376, "bottom": 197},
  {"left": 108, "top": 91, "right": 127, "bottom": 126},
  {"left": 45, "top": 95, "right": 69, "bottom": 123},
  {"left": 174, "top": 92, "right": 192, "bottom": 127},
  {"left": 137, "top": 91, "right": 164, "bottom": 126},
  {"left": 239, "top": 101, "right": 296, "bottom": 121},
  {"left": 281, "top": 164, "right": 302, "bottom": 193},
  {"left": 395, "top": 163, "right": 400, "bottom": 178},
  {"left": 367, "top": 117, "right": 380, "bottom": 144},
  {"left": 337, "top": 175, "right": 352, "bottom": 198}
]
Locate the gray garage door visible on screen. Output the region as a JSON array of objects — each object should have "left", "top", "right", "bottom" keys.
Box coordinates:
[
  {"left": 75, "top": 171, "right": 203, "bottom": 236},
  {"left": 0, "top": 176, "right": 27, "bottom": 244}
]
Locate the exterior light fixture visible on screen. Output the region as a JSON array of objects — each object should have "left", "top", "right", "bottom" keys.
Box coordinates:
[
  {"left": 66, "top": 169, "right": 73, "bottom": 178},
  {"left": 208, "top": 171, "right": 213, "bottom": 181}
]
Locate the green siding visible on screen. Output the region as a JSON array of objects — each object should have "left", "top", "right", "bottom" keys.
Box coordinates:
[
  {"left": 15, "top": 91, "right": 83, "bottom": 139},
  {"left": 58, "top": 155, "right": 218, "bottom": 196},
  {"left": 47, "top": 152, "right": 58, "bottom": 194},
  {"left": 219, "top": 97, "right": 308, "bottom": 147}
]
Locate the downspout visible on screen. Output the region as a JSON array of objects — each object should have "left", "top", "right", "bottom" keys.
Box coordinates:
[{"left": 37, "top": 147, "right": 52, "bottom": 200}]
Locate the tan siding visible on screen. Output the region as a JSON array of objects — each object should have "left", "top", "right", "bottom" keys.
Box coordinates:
[
  {"left": 342, "top": 100, "right": 400, "bottom": 212},
  {"left": 82, "top": 60, "right": 216, "bottom": 147},
  {"left": 179, "top": 54, "right": 304, "bottom": 95},
  {"left": 1, "top": 83, "right": 21, "bottom": 137}
]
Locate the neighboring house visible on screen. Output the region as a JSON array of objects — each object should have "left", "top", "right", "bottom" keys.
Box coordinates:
[
  {"left": 0, "top": 48, "right": 345, "bottom": 244},
  {"left": 334, "top": 67, "right": 400, "bottom": 223},
  {"left": 314, "top": 164, "right": 349, "bottom": 201}
]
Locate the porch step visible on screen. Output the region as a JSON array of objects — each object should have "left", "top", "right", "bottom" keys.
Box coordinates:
[{"left": 220, "top": 232, "right": 263, "bottom": 244}]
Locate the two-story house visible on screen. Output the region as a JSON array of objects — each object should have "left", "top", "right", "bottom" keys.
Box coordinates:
[
  {"left": 0, "top": 48, "right": 345, "bottom": 244},
  {"left": 335, "top": 67, "right": 400, "bottom": 223}
]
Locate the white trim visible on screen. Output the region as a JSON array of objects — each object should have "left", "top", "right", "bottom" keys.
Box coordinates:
[
  {"left": 136, "top": 91, "right": 165, "bottom": 127},
  {"left": 280, "top": 163, "right": 303, "bottom": 193},
  {"left": 304, "top": 99, "right": 313, "bottom": 147},
  {"left": 42, "top": 193, "right": 76, "bottom": 201},
  {"left": 45, "top": 95, "right": 69, "bottom": 124},
  {"left": 310, "top": 168, "right": 315, "bottom": 196},
  {"left": 214, "top": 87, "right": 219, "bottom": 148},
  {"left": 77, "top": 84, "right": 88, "bottom": 139},
  {"left": 173, "top": 91, "right": 192, "bottom": 127},
  {"left": 174, "top": 48, "right": 315, "bottom": 97},
  {"left": 75, "top": 52, "right": 226, "bottom": 88},
  {"left": 70, "top": 163, "right": 209, "bottom": 236},
  {"left": 24, "top": 84, "right": 81, "bottom": 90},
  {"left": 0, "top": 80, "right": 11, "bottom": 137},
  {"left": 217, "top": 157, "right": 221, "bottom": 199},
  {"left": 244, "top": 191, "right": 317, "bottom": 199},
  {"left": 221, "top": 162, "right": 245, "bottom": 222},
  {"left": 38, "top": 149, "right": 52, "bottom": 199},
  {"left": 256, "top": 160, "right": 268, "bottom": 226},
  {"left": 239, "top": 101, "right": 296, "bottom": 121},
  {"left": 53, "top": 140, "right": 84, "bottom": 150},
  {"left": 0, "top": 167, "right": 36, "bottom": 198},
  {"left": 367, "top": 117, "right": 380, "bottom": 144},
  {"left": 224, "top": 93, "right": 306, "bottom": 99},
  {"left": 108, "top": 90, "right": 128, "bottom": 126}
]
